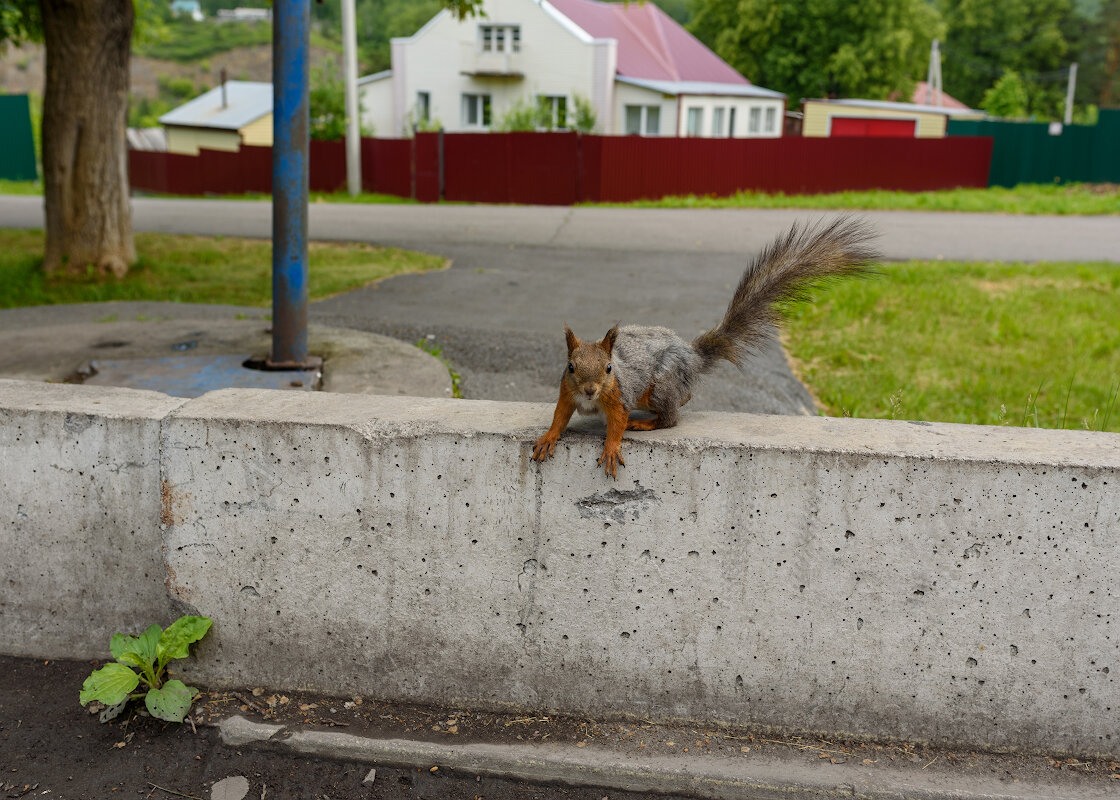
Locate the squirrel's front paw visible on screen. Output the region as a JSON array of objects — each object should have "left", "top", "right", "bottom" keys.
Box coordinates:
[
  {"left": 597, "top": 446, "right": 625, "bottom": 479},
  {"left": 532, "top": 434, "right": 558, "bottom": 462}
]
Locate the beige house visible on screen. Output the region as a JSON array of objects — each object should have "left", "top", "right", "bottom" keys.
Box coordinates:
[
  {"left": 802, "top": 97, "right": 985, "bottom": 138},
  {"left": 160, "top": 81, "right": 273, "bottom": 155}
]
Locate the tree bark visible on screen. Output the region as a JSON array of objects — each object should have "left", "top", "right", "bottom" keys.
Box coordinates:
[{"left": 40, "top": 0, "right": 135, "bottom": 277}]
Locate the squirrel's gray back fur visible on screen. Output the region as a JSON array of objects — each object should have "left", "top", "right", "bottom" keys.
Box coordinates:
[{"left": 613, "top": 216, "right": 878, "bottom": 427}]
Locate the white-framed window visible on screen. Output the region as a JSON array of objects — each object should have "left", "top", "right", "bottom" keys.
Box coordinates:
[
  {"left": 764, "top": 106, "right": 777, "bottom": 134},
  {"left": 728, "top": 106, "right": 737, "bottom": 137},
  {"left": 417, "top": 91, "right": 431, "bottom": 123},
  {"left": 686, "top": 107, "right": 703, "bottom": 136},
  {"left": 462, "top": 93, "right": 491, "bottom": 128},
  {"left": 538, "top": 95, "right": 568, "bottom": 129},
  {"left": 748, "top": 106, "right": 761, "bottom": 134},
  {"left": 711, "top": 107, "right": 726, "bottom": 137},
  {"left": 624, "top": 104, "right": 660, "bottom": 135},
  {"left": 480, "top": 24, "right": 520, "bottom": 53}
]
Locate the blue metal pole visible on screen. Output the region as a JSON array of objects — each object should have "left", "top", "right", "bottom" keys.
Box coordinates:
[{"left": 270, "top": 0, "right": 309, "bottom": 367}]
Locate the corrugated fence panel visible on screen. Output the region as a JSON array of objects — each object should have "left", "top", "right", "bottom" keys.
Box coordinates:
[
  {"left": 947, "top": 115, "right": 1120, "bottom": 187},
  {"left": 362, "top": 137, "right": 412, "bottom": 197},
  {"left": 0, "top": 94, "right": 38, "bottom": 181},
  {"left": 507, "top": 132, "right": 580, "bottom": 205},
  {"left": 310, "top": 140, "right": 346, "bottom": 193},
  {"left": 129, "top": 133, "right": 993, "bottom": 202}
]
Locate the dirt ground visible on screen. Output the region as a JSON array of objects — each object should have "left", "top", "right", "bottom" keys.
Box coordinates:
[{"left": 2, "top": 656, "right": 1117, "bottom": 799}]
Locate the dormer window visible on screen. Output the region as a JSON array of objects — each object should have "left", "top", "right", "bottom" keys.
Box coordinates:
[{"left": 480, "top": 24, "right": 520, "bottom": 53}]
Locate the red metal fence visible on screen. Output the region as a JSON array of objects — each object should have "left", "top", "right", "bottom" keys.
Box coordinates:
[{"left": 130, "top": 133, "right": 993, "bottom": 204}]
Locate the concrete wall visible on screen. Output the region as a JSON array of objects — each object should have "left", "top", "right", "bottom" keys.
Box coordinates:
[{"left": 2, "top": 378, "right": 1118, "bottom": 759}]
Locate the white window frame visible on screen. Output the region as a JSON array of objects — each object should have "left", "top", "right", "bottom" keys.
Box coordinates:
[
  {"left": 748, "top": 106, "right": 762, "bottom": 134},
  {"left": 538, "top": 95, "right": 568, "bottom": 129},
  {"left": 480, "top": 24, "right": 521, "bottom": 53},
  {"left": 686, "top": 107, "right": 703, "bottom": 136},
  {"left": 712, "top": 106, "right": 726, "bottom": 137},
  {"left": 764, "top": 106, "right": 777, "bottom": 134},
  {"left": 728, "top": 106, "right": 737, "bottom": 137},
  {"left": 624, "top": 104, "right": 661, "bottom": 136},
  {"left": 417, "top": 91, "right": 431, "bottom": 124},
  {"left": 461, "top": 93, "right": 491, "bottom": 128}
]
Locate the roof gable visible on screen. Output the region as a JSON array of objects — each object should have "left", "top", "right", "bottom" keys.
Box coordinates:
[{"left": 547, "top": 0, "right": 749, "bottom": 85}]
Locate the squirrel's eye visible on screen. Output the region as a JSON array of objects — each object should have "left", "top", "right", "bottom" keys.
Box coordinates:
[
  {"left": 568, "top": 363, "right": 574, "bottom": 373},
  {"left": 606, "top": 363, "right": 612, "bottom": 374}
]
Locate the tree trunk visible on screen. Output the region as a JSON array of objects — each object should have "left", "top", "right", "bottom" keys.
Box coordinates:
[{"left": 40, "top": 0, "right": 135, "bottom": 277}]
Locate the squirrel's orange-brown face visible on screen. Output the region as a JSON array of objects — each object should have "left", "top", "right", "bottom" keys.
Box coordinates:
[{"left": 564, "top": 325, "right": 618, "bottom": 410}]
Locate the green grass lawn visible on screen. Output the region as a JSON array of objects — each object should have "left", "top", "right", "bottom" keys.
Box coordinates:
[
  {"left": 0, "top": 229, "right": 446, "bottom": 309},
  {"left": 783, "top": 259, "right": 1120, "bottom": 433},
  {"left": 597, "top": 183, "right": 1120, "bottom": 215}
]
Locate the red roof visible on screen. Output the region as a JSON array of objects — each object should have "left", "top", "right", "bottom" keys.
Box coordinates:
[
  {"left": 547, "top": 0, "right": 749, "bottom": 85},
  {"left": 909, "top": 82, "right": 971, "bottom": 110}
]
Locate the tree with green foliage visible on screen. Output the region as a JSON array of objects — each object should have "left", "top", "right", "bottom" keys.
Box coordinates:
[
  {"left": 937, "top": 0, "right": 1078, "bottom": 116},
  {"left": 981, "top": 69, "right": 1030, "bottom": 117},
  {"left": 688, "top": 0, "right": 943, "bottom": 101}
]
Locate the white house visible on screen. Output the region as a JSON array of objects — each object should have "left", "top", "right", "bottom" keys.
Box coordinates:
[{"left": 359, "top": 0, "right": 785, "bottom": 138}]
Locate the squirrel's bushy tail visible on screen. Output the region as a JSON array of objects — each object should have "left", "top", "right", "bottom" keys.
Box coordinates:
[{"left": 692, "top": 216, "right": 879, "bottom": 370}]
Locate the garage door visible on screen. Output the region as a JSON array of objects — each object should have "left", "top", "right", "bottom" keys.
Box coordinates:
[{"left": 830, "top": 117, "right": 917, "bottom": 137}]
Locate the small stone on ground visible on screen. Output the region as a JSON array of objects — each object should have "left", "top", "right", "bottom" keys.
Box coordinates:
[
  {"left": 362, "top": 767, "right": 376, "bottom": 785},
  {"left": 211, "top": 775, "right": 250, "bottom": 800}
]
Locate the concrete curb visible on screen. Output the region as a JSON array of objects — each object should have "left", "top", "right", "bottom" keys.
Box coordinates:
[{"left": 217, "top": 717, "right": 1109, "bottom": 800}]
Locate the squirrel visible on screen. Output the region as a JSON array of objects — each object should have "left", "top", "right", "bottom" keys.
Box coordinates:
[{"left": 531, "top": 216, "right": 880, "bottom": 478}]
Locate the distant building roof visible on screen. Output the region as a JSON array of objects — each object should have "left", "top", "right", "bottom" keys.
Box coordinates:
[
  {"left": 159, "top": 81, "right": 273, "bottom": 130},
  {"left": 616, "top": 75, "right": 784, "bottom": 99},
  {"left": 810, "top": 97, "right": 984, "bottom": 118},
  {"left": 908, "top": 81, "right": 972, "bottom": 110},
  {"left": 546, "top": 0, "right": 751, "bottom": 86}
]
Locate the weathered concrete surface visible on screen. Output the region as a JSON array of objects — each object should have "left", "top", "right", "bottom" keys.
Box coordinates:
[
  {"left": 0, "top": 379, "right": 185, "bottom": 657},
  {"left": 218, "top": 715, "right": 1120, "bottom": 800},
  {"left": 158, "top": 389, "right": 1120, "bottom": 759},
  {"left": 0, "top": 315, "right": 452, "bottom": 398},
  {"left": 2, "top": 380, "right": 1117, "bottom": 759}
]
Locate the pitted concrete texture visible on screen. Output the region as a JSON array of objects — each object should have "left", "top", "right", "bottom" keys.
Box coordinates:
[
  {"left": 1, "top": 381, "right": 1117, "bottom": 759},
  {"left": 0, "top": 313, "right": 452, "bottom": 398},
  {"left": 156, "top": 389, "right": 1120, "bottom": 759},
  {"left": 0, "top": 380, "right": 185, "bottom": 656}
]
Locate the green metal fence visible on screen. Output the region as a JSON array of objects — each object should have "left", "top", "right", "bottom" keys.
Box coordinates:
[
  {"left": 948, "top": 109, "right": 1120, "bottom": 188},
  {"left": 0, "top": 94, "right": 38, "bottom": 181}
]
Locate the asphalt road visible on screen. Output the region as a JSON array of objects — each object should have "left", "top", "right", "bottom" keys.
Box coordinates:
[{"left": 4, "top": 196, "right": 1116, "bottom": 413}]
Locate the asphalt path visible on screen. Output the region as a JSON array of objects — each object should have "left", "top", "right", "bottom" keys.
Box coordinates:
[{"left": 4, "top": 195, "right": 1116, "bottom": 413}]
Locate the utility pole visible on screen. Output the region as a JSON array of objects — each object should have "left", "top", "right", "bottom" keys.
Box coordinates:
[
  {"left": 341, "top": 0, "right": 362, "bottom": 197},
  {"left": 925, "top": 39, "right": 943, "bottom": 106},
  {"left": 1064, "top": 62, "right": 1078, "bottom": 125},
  {"left": 270, "top": 0, "right": 312, "bottom": 368}
]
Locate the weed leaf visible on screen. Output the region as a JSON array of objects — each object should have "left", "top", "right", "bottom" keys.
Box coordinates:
[
  {"left": 80, "top": 663, "right": 140, "bottom": 707},
  {"left": 145, "top": 679, "right": 198, "bottom": 722},
  {"left": 157, "top": 616, "right": 212, "bottom": 663},
  {"left": 111, "top": 624, "right": 162, "bottom": 670}
]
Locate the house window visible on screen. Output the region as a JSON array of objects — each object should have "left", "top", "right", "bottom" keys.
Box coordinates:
[
  {"left": 686, "top": 107, "right": 703, "bottom": 136},
  {"left": 480, "top": 25, "right": 520, "bottom": 53},
  {"left": 538, "top": 95, "right": 567, "bottom": 129},
  {"left": 417, "top": 91, "right": 431, "bottom": 123},
  {"left": 764, "top": 106, "right": 777, "bottom": 133},
  {"left": 712, "top": 107, "right": 726, "bottom": 137},
  {"left": 462, "top": 93, "right": 491, "bottom": 128},
  {"left": 624, "top": 104, "right": 660, "bottom": 135},
  {"left": 728, "top": 106, "right": 737, "bottom": 136},
  {"left": 748, "top": 106, "right": 761, "bottom": 134}
]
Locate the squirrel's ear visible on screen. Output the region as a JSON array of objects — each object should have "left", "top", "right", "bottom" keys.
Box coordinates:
[
  {"left": 599, "top": 324, "right": 619, "bottom": 355},
  {"left": 564, "top": 325, "right": 579, "bottom": 354}
]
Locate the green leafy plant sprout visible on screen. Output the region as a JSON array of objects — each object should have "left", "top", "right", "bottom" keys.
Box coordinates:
[
  {"left": 79, "top": 615, "right": 212, "bottom": 723},
  {"left": 417, "top": 335, "right": 462, "bottom": 398}
]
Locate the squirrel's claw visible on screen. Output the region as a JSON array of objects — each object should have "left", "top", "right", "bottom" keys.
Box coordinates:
[
  {"left": 532, "top": 434, "right": 558, "bottom": 462},
  {"left": 597, "top": 447, "right": 624, "bottom": 479}
]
